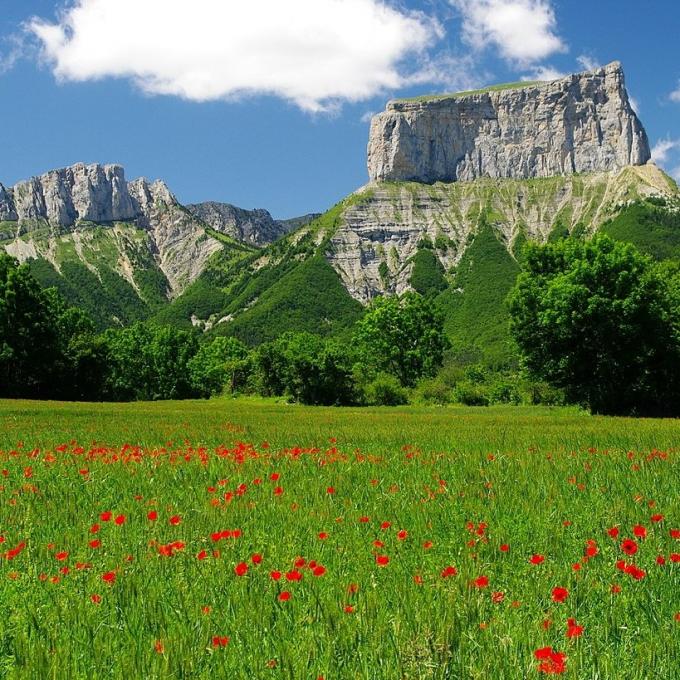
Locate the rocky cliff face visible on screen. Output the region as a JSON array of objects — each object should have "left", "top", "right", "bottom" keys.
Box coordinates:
[
  {"left": 329, "top": 164, "right": 677, "bottom": 303},
  {"left": 368, "top": 62, "right": 650, "bottom": 184},
  {"left": 185, "top": 202, "right": 316, "bottom": 246}
]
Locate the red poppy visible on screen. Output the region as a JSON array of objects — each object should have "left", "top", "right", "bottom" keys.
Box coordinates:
[
  {"left": 318, "top": 532, "right": 328, "bottom": 540},
  {"left": 197, "top": 550, "right": 208, "bottom": 561},
  {"left": 671, "top": 529, "right": 680, "bottom": 539},
  {"left": 102, "top": 571, "right": 116, "bottom": 584},
  {"left": 650, "top": 514, "right": 664, "bottom": 523},
  {"left": 55, "top": 551, "right": 68, "bottom": 561},
  {"left": 100, "top": 511, "right": 112, "bottom": 522},
  {"left": 474, "top": 575, "right": 489, "bottom": 588},
  {"left": 375, "top": 555, "right": 389, "bottom": 567},
  {"left": 500, "top": 544, "right": 510, "bottom": 552},
  {"left": 89, "top": 539, "right": 101, "bottom": 549},
  {"left": 270, "top": 570, "right": 282, "bottom": 581},
  {"left": 286, "top": 570, "right": 303, "bottom": 582},
  {"left": 90, "top": 594, "right": 101, "bottom": 604},
  {"left": 530, "top": 554, "right": 545, "bottom": 565},
  {"left": 423, "top": 540, "right": 433, "bottom": 549},
  {"left": 114, "top": 515, "right": 126, "bottom": 526},
  {"left": 606, "top": 527, "right": 619, "bottom": 539},
  {"left": 278, "top": 591, "right": 291, "bottom": 601},
  {"left": 169, "top": 515, "right": 181, "bottom": 526},
  {"left": 397, "top": 530, "right": 408, "bottom": 541},
  {"left": 491, "top": 591, "right": 505, "bottom": 604},
  {"left": 212, "top": 636, "right": 229, "bottom": 648},
  {"left": 326, "top": 487, "right": 335, "bottom": 494},
  {"left": 441, "top": 565, "right": 457, "bottom": 578},
  {"left": 234, "top": 562, "right": 248, "bottom": 577},
  {"left": 312, "top": 565, "right": 326, "bottom": 577},
  {"left": 566, "top": 618, "right": 584, "bottom": 638},
  {"left": 621, "top": 539, "right": 638, "bottom": 555},
  {"left": 380, "top": 521, "right": 391, "bottom": 530},
  {"left": 633, "top": 525, "right": 647, "bottom": 539},
  {"left": 147, "top": 511, "right": 158, "bottom": 521},
  {"left": 551, "top": 587, "right": 569, "bottom": 603},
  {"left": 534, "top": 647, "right": 567, "bottom": 674},
  {"left": 343, "top": 605, "right": 354, "bottom": 613}
]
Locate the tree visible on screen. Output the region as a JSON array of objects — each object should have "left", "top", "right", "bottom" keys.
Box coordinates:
[
  {"left": 101, "top": 323, "right": 199, "bottom": 401},
  {"left": 353, "top": 292, "right": 449, "bottom": 387},
  {"left": 254, "top": 332, "right": 357, "bottom": 405},
  {"left": 0, "top": 254, "right": 62, "bottom": 398},
  {"left": 508, "top": 235, "right": 680, "bottom": 416},
  {"left": 189, "top": 336, "right": 251, "bottom": 397}
]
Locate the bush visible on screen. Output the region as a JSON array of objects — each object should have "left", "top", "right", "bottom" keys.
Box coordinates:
[
  {"left": 364, "top": 373, "right": 409, "bottom": 406},
  {"left": 452, "top": 380, "right": 490, "bottom": 406}
]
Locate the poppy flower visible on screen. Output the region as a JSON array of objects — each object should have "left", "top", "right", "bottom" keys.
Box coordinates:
[
  {"left": 423, "top": 541, "right": 433, "bottom": 549},
  {"left": 474, "top": 575, "right": 489, "bottom": 588},
  {"left": 89, "top": 539, "right": 101, "bottom": 549},
  {"left": 147, "top": 511, "right": 158, "bottom": 521},
  {"left": 566, "top": 619, "right": 584, "bottom": 638},
  {"left": 491, "top": 591, "right": 505, "bottom": 604},
  {"left": 234, "top": 562, "right": 248, "bottom": 577},
  {"left": 270, "top": 571, "right": 282, "bottom": 581},
  {"left": 169, "top": 515, "right": 181, "bottom": 526},
  {"left": 607, "top": 527, "right": 619, "bottom": 539},
  {"left": 343, "top": 605, "right": 354, "bottom": 613},
  {"left": 102, "top": 571, "right": 116, "bottom": 584},
  {"left": 212, "top": 636, "right": 229, "bottom": 648},
  {"left": 633, "top": 525, "right": 647, "bottom": 539},
  {"left": 312, "top": 565, "right": 326, "bottom": 577},
  {"left": 551, "top": 587, "right": 569, "bottom": 603},
  {"left": 326, "top": 487, "right": 335, "bottom": 494},
  {"left": 441, "top": 566, "right": 457, "bottom": 578},
  {"left": 500, "top": 544, "right": 510, "bottom": 552},
  {"left": 286, "top": 570, "right": 303, "bottom": 582},
  {"left": 671, "top": 529, "right": 680, "bottom": 539},
  {"left": 251, "top": 553, "right": 263, "bottom": 565},
  {"left": 397, "top": 530, "right": 408, "bottom": 541},
  {"left": 114, "top": 515, "right": 126, "bottom": 526},
  {"left": 534, "top": 647, "right": 567, "bottom": 674},
  {"left": 278, "top": 591, "right": 291, "bottom": 601},
  {"left": 197, "top": 550, "right": 208, "bottom": 561},
  {"left": 530, "top": 554, "right": 545, "bottom": 565},
  {"left": 55, "top": 551, "right": 68, "bottom": 561},
  {"left": 621, "top": 539, "right": 638, "bottom": 555},
  {"left": 651, "top": 514, "right": 664, "bottom": 523},
  {"left": 90, "top": 594, "right": 101, "bottom": 604},
  {"left": 380, "top": 521, "right": 391, "bottom": 530},
  {"left": 273, "top": 487, "right": 283, "bottom": 496},
  {"left": 100, "top": 511, "right": 112, "bottom": 522},
  {"left": 375, "top": 555, "right": 389, "bottom": 567},
  {"left": 318, "top": 532, "right": 328, "bottom": 540}
]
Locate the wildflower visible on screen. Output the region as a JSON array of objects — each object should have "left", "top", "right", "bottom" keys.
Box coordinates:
[
  {"left": 286, "top": 570, "right": 303, "bottom": 582},
  {"left": 343, "top": 605, "right": 354, "bottom": 613},
  {"left": 90, "top": 594, "right": 101, "bottom": 604},
  {"left": 621, "top": 538, "right": 638, "bottom": 555},
  {"left": 212, "top": 636, "right": 229, "bottom": 648},
  {"left": 397, "top": 530, "right": 408, "bottom": 541},
  {"left": 100, "top": 511, "right": 112, "bottom": 522},
  {"left": 234, "top": 562, "right": 248, "bottom": 577},
  {"left": 633, "top": 525, "right": 647, "bottom": 539},
  {"left": 534, "top": 647, "right": 567, "bottom": 674},
  {"left": 441, "top": 566, "right": 457, "bottom": 578},
  {"left": 169, "top": 515, "right": 181, "bottom": 526},
  {"left": 607, "top": 527, "right": 619, "bottom": 539},
  {"left": 114, "top": 515, "right": 126, "bottom": 526},
  {"left": 318, "top": 532, "right": 328, "bottom": 540},
  {"left": 278, "top": 591, "right": 291, "bottom": 601},
  {"left": 375, "top": 555, "right": 389, "bottom": 567},
  {"left": 270, "top": 571, "right": 282, "bottom": 581},
  {"left": 473, "top": 575, "right": 489, "bottom": 588},
  {"left": 551, "top": 587, "right": 569, "bottom": 603},
  {"left": 492, "top": 591, "right": 505, "bottom": 604},
  {"left": 147, "top": 511, "right": 158, "bottom": 521},
  {"left": 102, "top": 571, "right": 116, "bottom": 584},
  {"left": 55, "top": 551, "right": 68, "bottom": 561},
  {"left": 566, "top": 619, "right": 584, "bottom": 638},
  {"left": 500, "top": 544, "right": 510, "bottom": 552},
  {"left": 530, "top": 554, "right": 545, "bottom": 565},
  {"left": 154, "top": 640, "right": 164, "bottom": 654}
]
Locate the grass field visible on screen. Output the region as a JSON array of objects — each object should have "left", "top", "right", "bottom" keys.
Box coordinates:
[{"left": 0, "top": 399, "right": 678, "bottom": 679}]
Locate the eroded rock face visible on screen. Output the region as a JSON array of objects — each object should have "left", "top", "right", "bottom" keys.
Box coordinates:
[
  {"left": 368, "top": 62, "right": 650, "bottom": 184},
  {"left": 186, "top": 201, "right": 318, "bottom": 246},
  {"left": 329, "top": 164, "right": 677, "bottom": 303}
]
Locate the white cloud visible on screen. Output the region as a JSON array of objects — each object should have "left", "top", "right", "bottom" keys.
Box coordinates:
[
  {"left": 521, "top": 65, "right": 566, "bottom": 81},
  {"left": 361, "top": 111, "right": 376, "bottom": 124},
  {"left": 576, "top": 54, "right": 599, "bottom": 72},
  {"left": 29, "top": 0, "right": 445, "bottom": 112},
  {"left": 651, "top": 138, "right": 680, "bottom": 165},
  {"left": 670, "top": 82, "right": 680, "bottom": 103},
  {"left": 629, "top": 96, "right": 640, "bottom": 114},
  {"left": 0, "top": 34, "right": 27, "bottom": 74},
  {"left": 452, "top": 0, "right": 566, "bottom": 66}
]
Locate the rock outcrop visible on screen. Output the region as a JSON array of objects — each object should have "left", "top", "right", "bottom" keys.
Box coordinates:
[
  {"left": 329, "top": 164, "right": 678, "bottom": 303},
  {"left": 368, "top": 62, "right": 650, "bottom": 184},
  {"left": 185, "top": 202, "right": 316, "bottom": 246}
]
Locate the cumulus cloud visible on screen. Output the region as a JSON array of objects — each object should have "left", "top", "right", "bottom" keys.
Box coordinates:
[
  {"left": 28, "top": 0, "right": 445, "bottom": 112},
  {"left": 452, "top": 0, "right": 566, "bottom": 66}
]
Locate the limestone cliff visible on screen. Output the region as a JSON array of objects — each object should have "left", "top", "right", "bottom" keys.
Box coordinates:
[{"left": 368, "top": 62, "right": 650, "bottom": 184}]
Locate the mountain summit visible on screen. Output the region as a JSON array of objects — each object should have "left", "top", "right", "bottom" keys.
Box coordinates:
[{"left": 368, "top": 62, "right": 650, "bottom": 183}]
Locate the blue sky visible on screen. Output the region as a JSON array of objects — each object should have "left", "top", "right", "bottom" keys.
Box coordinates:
[{"left": 1, "top": 0, "right": 679, "bottom": 218}]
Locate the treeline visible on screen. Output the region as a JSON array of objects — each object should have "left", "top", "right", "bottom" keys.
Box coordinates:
[
  {"left": 0, "top": 253, "right": 449, "bottom": 404},
  {"left": 4, "top": 233, "right": 680, "bottom": 416}
]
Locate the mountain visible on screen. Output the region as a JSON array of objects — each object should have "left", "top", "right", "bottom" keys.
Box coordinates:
[
  {"left": 185, "top": 202, "right": 319, "bottom": 246},
  {"left": 3, "top": 62, "right": 680, "bottom": 359},
  {"left": 160, "top": 63, "right": 678, "bottom": 357},
  {"left": 0, "top": 164, "right": 310, "bottom": 327}
]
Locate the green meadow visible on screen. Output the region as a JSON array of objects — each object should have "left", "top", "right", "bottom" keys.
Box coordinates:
[{"left": 0, "top": 399, "right": 678, "bottom": 679}]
